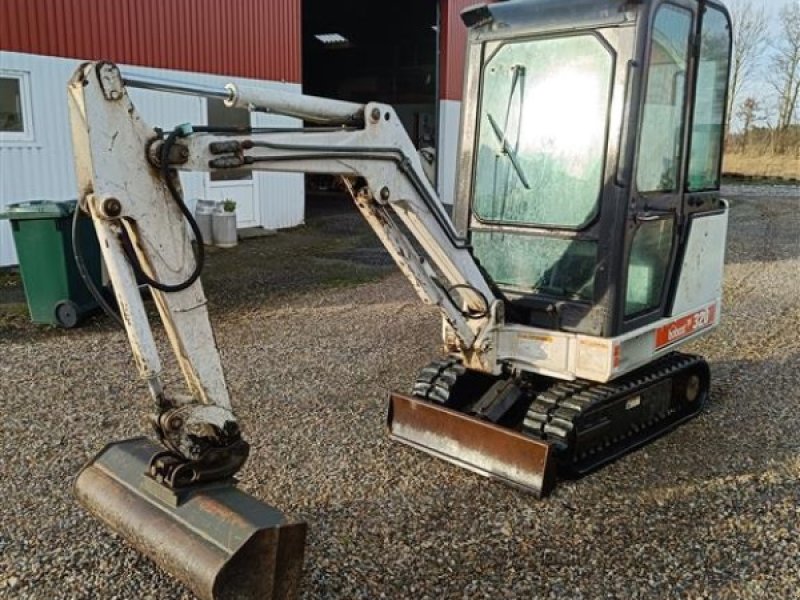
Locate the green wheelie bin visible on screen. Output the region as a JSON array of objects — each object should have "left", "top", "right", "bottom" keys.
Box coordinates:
[{"left": 0, "top": 200, "right": 103, "bottom": 328}]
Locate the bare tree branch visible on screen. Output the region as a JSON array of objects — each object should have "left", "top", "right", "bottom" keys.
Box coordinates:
[
  {"left": 767, "top": 2, "right": 800, "bottom": 132},
  {"left": 726, "top": 0, "right": 769, "bottom": 135}
]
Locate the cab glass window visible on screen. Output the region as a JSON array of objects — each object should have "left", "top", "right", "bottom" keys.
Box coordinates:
[
  {"left": 472, "top": 232, "right": 597, "bottom": 301},
  {"left": 472, "top": 34, "right": 613, "bottom": 228},
  {"left": 687, "top": 6, "right": 731, "bottom": 191},
  {"left": 625, "top": 218, "right": 675, "bottom": 316},
  {"left": 636, "top": 5, "right": 692, "bottom": 192}
]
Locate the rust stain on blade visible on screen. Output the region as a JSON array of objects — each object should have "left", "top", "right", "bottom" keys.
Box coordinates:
[{"left": 387, "top": 393, "right": 557, "bottom": 497}]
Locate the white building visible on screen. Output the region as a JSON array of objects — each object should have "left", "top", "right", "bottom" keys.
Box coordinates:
[{"left": 0, "top": 52, "right": 305, "bottom": 267}]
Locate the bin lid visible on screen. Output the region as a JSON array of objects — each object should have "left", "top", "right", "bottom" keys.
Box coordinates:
[{"left": 0, "top": 200, "right": 77, "bottom": 220}]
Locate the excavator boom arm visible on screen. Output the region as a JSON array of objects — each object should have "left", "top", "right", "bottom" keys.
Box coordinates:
[
  {"left": 177, "top": 126, "right": 497, "bottom": 345},
  {"left": 68, "top": 61, "right": 500, "bottom": 473}
]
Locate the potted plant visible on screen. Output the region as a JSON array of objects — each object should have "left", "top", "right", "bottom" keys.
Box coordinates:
[{"left": 212, "top": 199, "right": 238, "bottom": 248}]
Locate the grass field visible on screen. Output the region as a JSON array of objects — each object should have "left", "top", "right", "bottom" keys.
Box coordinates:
[{"left": 723, "top": 151, "right": 799, "bottom": 181}]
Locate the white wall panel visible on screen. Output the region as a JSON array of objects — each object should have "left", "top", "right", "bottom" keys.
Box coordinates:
[
  {"left": 0, "top": 51, "right": 305, "bottom": 266},
  {"left": 436, "top": 99, "right": 461, "bottom": 206},
  {"left": 251, "top": 109, "right": 305, "bottom": 230},
  {"left": 0, "top": 53, "right": 76, "bottom": 266}
]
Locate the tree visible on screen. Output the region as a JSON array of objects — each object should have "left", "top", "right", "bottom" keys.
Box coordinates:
[
  {"left": 736, "top": 97, "right": 762, "bottom": 149},
  {"left": 726, "top": 0, "right": 769, "bottom": 135},
  {"left": 768, "top": 2, "right": 800, "bottom": 132}
]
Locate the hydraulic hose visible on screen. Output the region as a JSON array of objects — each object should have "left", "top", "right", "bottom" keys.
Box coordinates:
[
  {"left": 71, "top": 204, "right": 124, "bottom": 328},
  {"left": 120, "top": 126, "right": 205, "bottom": 293},
  {"left": 243, "top": 140, "right": 470, "bottom": 249}
]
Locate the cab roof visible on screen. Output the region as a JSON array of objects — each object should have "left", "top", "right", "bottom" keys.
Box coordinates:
[{"left": 462, "top": 0, "right": 641, "bottom": 35}]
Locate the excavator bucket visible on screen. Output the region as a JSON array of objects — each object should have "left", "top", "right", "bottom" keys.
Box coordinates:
[
  {"left": 387, "top": 393, "right": 557, "bottom": 497},
  {"left": 74, "top": 437, "right": 306, "bottom": 600}
]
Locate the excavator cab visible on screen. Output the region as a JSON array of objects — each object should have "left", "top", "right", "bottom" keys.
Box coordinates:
[
  {"left": 389, "top": 0, "right": 731, "bottom": 495},
  {"left": 454, "top": 0, "right": 732, "bottom": 339}
]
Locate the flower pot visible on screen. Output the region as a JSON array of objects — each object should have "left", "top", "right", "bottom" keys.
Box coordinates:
[{"left": 212, "top": 211, "right": 238, "bottom": 248}]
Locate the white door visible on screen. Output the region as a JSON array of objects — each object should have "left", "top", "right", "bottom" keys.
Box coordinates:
[
  {"left": 205, "top": 98, "right": 259, "bottom": 228},
  {"left": 206, "top": 179, "right": 259, "bottom": 228}
]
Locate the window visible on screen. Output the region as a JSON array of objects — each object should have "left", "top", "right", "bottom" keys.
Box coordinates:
[
  {"left": 472, "top": 34, "right": 614, "bottom": 228},
  {"left": 472, "top": 232, "right": 597, "bottom": 301},
  {"left": 636, "top": 5, "right": 692, "bottom": 193},
  {"left": 207, "top": 98, "right": 252, "bottom": 182},
  {"left": 687, "top": 6, "right": 731, "bottom": 191},
  {"left": 625, "top": 218, "right": 675, "bottom": 316},
  {"left": 0, "top": 71, "right": 34, "bottom": 142}
]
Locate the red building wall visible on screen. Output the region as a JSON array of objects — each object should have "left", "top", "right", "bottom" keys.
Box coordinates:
[
  {"left": 441, "top": 0, "right": 489, "bottom": 101},
  {"left": 0, "top": 0, "right": 301, "bottom": 83}
]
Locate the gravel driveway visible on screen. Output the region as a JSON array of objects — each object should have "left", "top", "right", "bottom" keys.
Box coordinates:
[{"left": 1, "top": 184, "right": 798, "bottom": 599}]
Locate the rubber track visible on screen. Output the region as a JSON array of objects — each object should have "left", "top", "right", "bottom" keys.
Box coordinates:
[
  {"left": 521, "top": 352, "right": 708, "bottom": 474},
  {"left": 411, "top": 357, "right": 466, "bottom": 405}
]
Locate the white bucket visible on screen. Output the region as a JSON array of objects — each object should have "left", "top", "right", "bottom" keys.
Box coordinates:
[
  {"left": 212, "top": 211, "right": 238, "bottom": 248},
  {"left": 194, "top": 199, "right": 217, "bottom": 246}
]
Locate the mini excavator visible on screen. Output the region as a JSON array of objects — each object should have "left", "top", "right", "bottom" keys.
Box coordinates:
[{"left": 68, "top": 0, "right": 732, "bottom": 597}]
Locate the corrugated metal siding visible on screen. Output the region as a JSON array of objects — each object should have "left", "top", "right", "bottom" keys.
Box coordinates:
[
  {"left": 0, "top": 53, "right": 77, "bottom": 267},
  {"left": 440, "top": 0, "right": 496, "bottom": 100},
  {"left": 0, "top": 51, "right": 304, "bottom": 266},
  {"left": 440, "top": 0, "right": 475, "bottom": 100},
  {"left": 437, "top": 0, "right": 497, "bottom": 203},
  {"left": 252, "top": 107, "right": 305, "bottom": 230},
  {"left": 0, "top": 0, "right": 301, "bottom": 83}
]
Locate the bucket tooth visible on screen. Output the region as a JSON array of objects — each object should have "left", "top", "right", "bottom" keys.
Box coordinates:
[
  {"left": 387, "top": 393, "right": 557, "bottom": 497},
  {"left": 74, "top": 437, "right": 306, "bottom": 600}
]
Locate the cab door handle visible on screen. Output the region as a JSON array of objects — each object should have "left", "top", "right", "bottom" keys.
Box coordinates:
[{"left": 635, "top": 209, "right": 674, "bottom": 224}]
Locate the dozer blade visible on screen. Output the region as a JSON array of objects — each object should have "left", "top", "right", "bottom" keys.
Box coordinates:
[
  {"left": 74, "top": 437, "right": 305, "bottom": 600},
  {"left": 387, "top": 393, "right": 557, "bottom": 497}
]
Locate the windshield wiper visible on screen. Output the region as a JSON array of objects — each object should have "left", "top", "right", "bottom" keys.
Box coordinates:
[{"left": 487, "top": 112, "right": 531, "bottom": 190}]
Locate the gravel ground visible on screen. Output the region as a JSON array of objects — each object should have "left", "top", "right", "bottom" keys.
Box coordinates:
[{"left": 1, "top": 184, "right": 798, "bottom": 599}]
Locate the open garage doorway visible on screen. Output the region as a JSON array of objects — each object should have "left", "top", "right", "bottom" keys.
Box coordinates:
[{"left": 302, "top": 0, "right": 440, "bottom": 201}]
